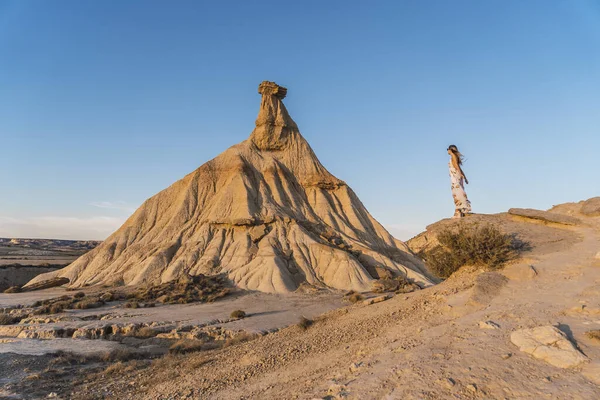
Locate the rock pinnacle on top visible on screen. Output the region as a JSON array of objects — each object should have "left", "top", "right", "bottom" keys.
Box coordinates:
[{"left": 26, "top": 81, "right": 433, "bottom": 293}]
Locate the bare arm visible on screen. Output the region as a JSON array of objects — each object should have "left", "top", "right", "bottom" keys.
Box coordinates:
[
  {"left": 459, "top": 166, "right": 468, "bottom": 184},
  {"left": 451, "top": 155, "right": 469, "bottom": 184}
]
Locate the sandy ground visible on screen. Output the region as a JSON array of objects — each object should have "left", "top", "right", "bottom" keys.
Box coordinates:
[
  {"left": 0, "top": 289, "right": 344, "bottom": 355},
  {"left": 2, "top": 209, "right": 600, "bottom": 399},
  {"left": 70, "top": 210, "right": 600, "bottom": 399}
]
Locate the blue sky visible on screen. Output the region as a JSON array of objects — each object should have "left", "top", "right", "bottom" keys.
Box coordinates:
[{"left": 1, "top": 0, "right": 599, "bottom": 240}]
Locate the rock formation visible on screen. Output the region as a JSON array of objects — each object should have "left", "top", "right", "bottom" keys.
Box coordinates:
[{"left": 26, "top": 81, "right": 433, "bottom": 293}]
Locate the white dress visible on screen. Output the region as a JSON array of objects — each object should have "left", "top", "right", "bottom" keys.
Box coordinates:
[{"left": 449, "top": 162, "right": 471, "bottom": 214}]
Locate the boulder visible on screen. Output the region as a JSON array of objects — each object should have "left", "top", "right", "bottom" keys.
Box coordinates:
[
  {"left": 508, "top": 208, "right": 581, "bottom": 226},
  {"left": 510, "top": 325, "right": 588, "bottom": 368}
]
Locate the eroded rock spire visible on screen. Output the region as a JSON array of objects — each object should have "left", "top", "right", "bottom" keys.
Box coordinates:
[{"left": 251, "top": 81, "right": 298, "bottom": 151}]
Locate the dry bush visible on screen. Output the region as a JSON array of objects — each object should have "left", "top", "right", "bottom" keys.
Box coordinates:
[
  {"left": 129, "top": 274, "right": 231, "bottom": 305},
  {"left": 31, "top": 295, "right": 107, "bottom": 315},
  {"left": 127, "top": 326, "right": 156, "bottom": 339},
  {"left": 470, "top": 271, "right": 509, "bottom": 305},
  {"left": 372, "top": 276, "right": 420, "bottom": 294},
  {"left": 586, "top": 330, "right": 600, "bottom": 341},
  {"left": 347, "top": 293, "right": 364, "bottom": 303},
  {"left": 100, "top": 348, "right": 144, "bottom": 362},
  {"left": 169, "top": 339, "right": 218, "bottom": 354},
  {"left": 422, "top": 223, "right": 524, "bottom": 279},
  {"left": 73, "top": 292, "right": 85, "bottom": 299},
  {"left": 73, "top": 299, "right": 104, "bottom": 310},
  {"left": 24, "top": 373, "right": 41, "bottom": 381},
  {"left": 223, "top": 332, "right": 257, "bottom": 348},
  {"left": 124, "top": 301, "right": 140, "bottom": 309},
  {"left": 0, "top": 313, "right": 17, "bottom": 325},
  {"left": 230, "top": 310, "right": 246, "bottom": 319},
  {"left": 49, "top": 351, "right": 90, "bottom": 366},
  {"left": 297, "top": 316, "right": 313, "bottom": 330},
  {"left": 104, "top": 360, "right": 148, "bottom": 375}
]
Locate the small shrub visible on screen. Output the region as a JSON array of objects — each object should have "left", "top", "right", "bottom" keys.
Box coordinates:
[
  {"left": 133, "top": 327, "right": 156, "bottom": 338},
  {"left": 169, "top": 339, "right": 213, "bottom": 354},
  {"left": 347, "top": 293, "right": 364, "bottom": 303},
  {"left": 223, "top": 332, "right": 257, "bottom": 348},
  {"left": 73, "top": 299, "right": 104, "bottom": 310},
  {"left": 74, "top": 292, "right": 85, "bottom": 299},
  {"left": 104, "top": 360, "right": 147, "bottom": 375},
  {"left": 422, "top": 223, "right": 522, "bottom": 279},
  {"left": 0, "top": 313, "right": 16, "bottom": 325},
  {"left": 297, "top": 316, "right": 313, "bottom": 330},
  {"left": 49, "top": 301, "right": 71, "bottom": 314},
  {"left": 99, "top": 292, "right": 114, "bottom": 302},
  {"left": 586, "top": 330, "right": 600, "bottom": 341},
  {"left": 125, "top": 301, "right": 139, "bottom": 309},
  {"left": 230, "top": 310, "right": 246, "bottom": 319},
  {"left": 100, "top": 348, "right": 143, "bottom": 362},
  {"left": 470, "top": 272, "right": 508, "bottom": 305},
  {"left": 24, "top": 373, "right": 41, "bottom": 381},
  {"left": 49, "top": 351, "right": 89, "bottom": 366}
]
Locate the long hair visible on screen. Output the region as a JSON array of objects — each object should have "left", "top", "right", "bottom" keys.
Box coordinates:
[{"left": 448, "top": 144, "right": 464, "bottom": 165}]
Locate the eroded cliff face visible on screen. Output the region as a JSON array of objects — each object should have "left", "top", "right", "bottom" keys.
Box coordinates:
[{"left": 26, "top": 81, "right": 433, "bottom": 293}]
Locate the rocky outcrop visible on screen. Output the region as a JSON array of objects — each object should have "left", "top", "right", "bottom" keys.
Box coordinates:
[
  {"left": 26, "top": 81, "right": 433, "bottom": 294},
  {"left": 581, "top": 197, "right": 600, "bottom": 217},
  {"left": 510, "top": 325, "right": 588, "bottom": 368},
  {"left": 508, "top": 208, "right": 581, "bottom": 226},
  {"left": 0, "top": 265, "right": 61, "bottom": 292},
  {"left": 20, "top": 277, "right": 69, "bottom": 292}
]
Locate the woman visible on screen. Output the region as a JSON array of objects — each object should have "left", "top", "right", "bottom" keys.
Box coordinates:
[{"left": 447, "top": 144, "right": 471, "bottom": 218}]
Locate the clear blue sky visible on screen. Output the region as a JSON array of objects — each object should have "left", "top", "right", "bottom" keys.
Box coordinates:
[{"left": 1, "top": 0, "right": 599, "bottom": 240}]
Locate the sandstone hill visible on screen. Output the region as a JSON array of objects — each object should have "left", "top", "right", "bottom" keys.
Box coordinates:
[{"left": 26, "top": 81, "right": 433, "bottom": 293}]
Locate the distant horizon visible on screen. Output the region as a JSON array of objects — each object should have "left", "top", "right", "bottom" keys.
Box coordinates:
[{"left": 2, "top": 1, "right": 599, "bottom": 241}]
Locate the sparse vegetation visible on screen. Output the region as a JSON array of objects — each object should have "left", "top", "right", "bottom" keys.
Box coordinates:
[
  {"left": 4, "top": 286, "right": 22, "bottom": 293},
  {"left": 345, "top": 291, "right": 364, "bottom": 303},
  {"left": 0, "top": 313, "right": 18, "bottom": 325},
  {"left": 104, "top": 360, "right": 148, "bottom": 375},
  {"left": 29, "top": 294, "right": 107, "bottom": 315},
  {"left": 126, "top": 326, "right": 156, "bottom": 338},
  {"left": 230, "top": 309, "right": 246, "bottom": 319},
  {"left": 126, "top": 274, "right": 231, "bottom": 305},
  {"left": 470, "top": 271, "right": 509, "bottom": 305},
  {"left": 169, "top": 339, "right": 218, "bottom": 354},
  {"left": 223, "top": 332, "right": 257, "bottom": 348},
  {"left": 73, "top": 291, "right": 85, "bottom": 298},
  {"left": 586, "top": 330, "right": 600, "bottom": 341},
  {"left": 421, "top": 223, "right": 525, "bottom": 279},
  {"left": 372, "top": 276, "right": 420, "bottom": 294},
  {"left": 72, "top": 299, "right": 104, "bottom": 310},
  {"left": 297, "top": 316, "right": 313, "bottom": 330}
]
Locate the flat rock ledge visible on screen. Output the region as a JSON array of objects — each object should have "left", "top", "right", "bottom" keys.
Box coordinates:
[
  {"left": 508, "top": 208, "right": 581, "bottom": 226},
  {"left": 510, "top": 325, "right": 588, "bottom": 368}
]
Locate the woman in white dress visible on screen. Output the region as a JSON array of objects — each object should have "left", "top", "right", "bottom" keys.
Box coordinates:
[{"left": 447, "top": 145, "right": 471, "bottom": 218}]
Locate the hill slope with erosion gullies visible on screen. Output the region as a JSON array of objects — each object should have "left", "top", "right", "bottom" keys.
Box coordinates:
[{"left": 26, "top": 82, "right": 432, "bottom": 293}]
